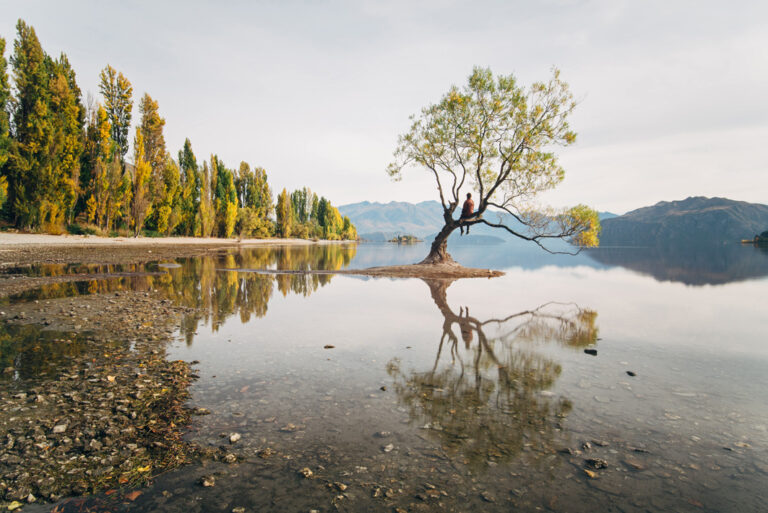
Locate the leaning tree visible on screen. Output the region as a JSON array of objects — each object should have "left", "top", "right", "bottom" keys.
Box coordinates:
[{"left": 387, "top": 67, "right": 600, "bottom": 264}]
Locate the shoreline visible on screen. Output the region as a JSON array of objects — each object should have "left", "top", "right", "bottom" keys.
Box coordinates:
[
  {"left": 0, "top": 232, "right": 504, "bottom": 282},
  {"left": 0, "top": 232, "right": 353, "bottom": 247}
]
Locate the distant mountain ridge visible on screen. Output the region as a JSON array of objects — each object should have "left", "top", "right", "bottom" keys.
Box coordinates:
[
  {"left": 338, "top": 201, "right": 445, "bottom": 237},
  {"left": 339, "top": 200, "right": 616, "bottom": 243},
  {"left": 600, "top": 196, "right": 768, "bottom": 246}
]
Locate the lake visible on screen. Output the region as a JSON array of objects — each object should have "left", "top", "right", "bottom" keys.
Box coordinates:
[{"left": 6, "top": 241, "right": 768, "bottom": 512}]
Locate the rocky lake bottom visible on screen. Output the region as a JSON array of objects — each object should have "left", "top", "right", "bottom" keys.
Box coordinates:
[{"left": 0, "top": 242, "right": 766, "bottom": 512}]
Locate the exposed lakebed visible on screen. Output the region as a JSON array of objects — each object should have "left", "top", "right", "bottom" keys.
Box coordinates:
[{"left": 1, "top": 242, "right": 767, "bottom": 512}]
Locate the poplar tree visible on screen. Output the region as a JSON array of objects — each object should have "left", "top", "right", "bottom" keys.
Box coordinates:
[
  {"left": 235, "top": 162, "right": 273, "bottom": 238},
  {"left": 82, "top": 103, "right": 129, "bottom": 231},
  {"left": 211, "top": 155, "right": 237, "bottom": 237},
  {"left": 290, "top": 187, "right": 312, "bottom": 224},
  {"left": 198, "top": 160, "right": 215, "bottom": 237},
  {"left": 0, "top": 37, "right": 9, "bottom": 211},
  {"left": 155, "top": 155, "right": 180, "bottom": 234},
  {"left": 99, "top": 65, "right": 132, "bottom": 164},
  {"left": 178, "top": 138, "right": 201, "bottom": 236},
  {"left": 82, "top": 102, "right": 112, "bottom": 226},
  {"left": 49, "top": 53, "right": 84, "bottom": 223},
  {"left": 104, "top": 158, "right": 131, "bottom": 231},
  {"left": 323, "top": 205, "right": 343, "bottom": 240},
  {"left": 138, "top": 93, "right": 165, "bottom": 173},
  {"left": 276, "top": 188, "right": 292, "bottom": 238},
  {"left": 138, "top": 93, "right": 169, "bottom": 230},
  {"left": 130, "top": 127, "right": 152, "bottom": 235},
  {"left": 342, "top": 216, "right": 357, "bottom": 240}
]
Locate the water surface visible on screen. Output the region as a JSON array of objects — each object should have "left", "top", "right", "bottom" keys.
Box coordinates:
[{"left": 7, "top": 241, "right": 768, "bottom": 512}]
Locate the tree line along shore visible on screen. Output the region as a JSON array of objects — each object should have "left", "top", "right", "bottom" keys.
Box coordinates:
[{"left": 0, "top": 20, "right": 357, "bottom": 241}]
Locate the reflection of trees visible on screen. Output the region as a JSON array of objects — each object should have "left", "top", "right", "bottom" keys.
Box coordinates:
[
  {"left": 0, "top": 324, "right": 121, "bottom": 381},
  {"left": 387, "top": 279, "right": 598, "bottom": 470},
  {"left": 7, "top": 245, "right": 357, "bottom": 345}
]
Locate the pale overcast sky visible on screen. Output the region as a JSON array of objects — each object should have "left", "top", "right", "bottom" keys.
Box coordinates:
[{"left": 1, "top": 0, "right": 766, "bottom": 214}]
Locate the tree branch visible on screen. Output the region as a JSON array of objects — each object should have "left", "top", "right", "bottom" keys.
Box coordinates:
[{"left": 477, "top": 219, "right": 582, "bottom": 255}]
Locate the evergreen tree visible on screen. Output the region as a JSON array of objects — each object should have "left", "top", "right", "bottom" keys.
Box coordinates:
[
  {"left": 99, "top": 65, "right": 132, "bottom": 164},
  {"left": 8, "top": 20, "right": 56, "bottom": 228},
  {"left": 316, "top": 197, "right": 329, "bottom": 232}
]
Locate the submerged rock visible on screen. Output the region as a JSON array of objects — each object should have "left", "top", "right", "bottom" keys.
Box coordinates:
[{"left": 585, "top": 458, "right": 608, "bottom": 469}]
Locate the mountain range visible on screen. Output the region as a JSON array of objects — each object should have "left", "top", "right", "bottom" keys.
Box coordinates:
[
  {"left": 340, "top": 197, "right": 768, "bottom": 247},
  {"left": 339, "top": 200, "right": 616, "bottom": 243},
  {"left": 599, "top": 196, "right": 768, "bottom": 246},
  {"left": 338, "top": 200, "right": 616, "bottom": 244}
]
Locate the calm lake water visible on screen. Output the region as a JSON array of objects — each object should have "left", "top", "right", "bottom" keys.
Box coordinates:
[{"left": 8, "top": 241, "right": 768, "bottom": 512}]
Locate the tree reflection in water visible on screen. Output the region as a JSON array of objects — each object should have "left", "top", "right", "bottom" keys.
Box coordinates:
[
  {"left": 7, "top": 244, "right": 358, "bottom": 345},
  {"left": 387, "top": 279, "right": 598, "bottom": 470}
]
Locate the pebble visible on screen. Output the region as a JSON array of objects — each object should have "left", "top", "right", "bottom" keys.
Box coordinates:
[
  {"left": 229, "top": 433, "right": 242, "bottom": 444},
  {"left": 585, "top": 458, "right": 608, "bottom": 469}
]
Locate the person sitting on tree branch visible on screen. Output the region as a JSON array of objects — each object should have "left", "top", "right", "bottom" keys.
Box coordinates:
[{"left": 459, "top": 193, "right": 475, "bottom": 235}]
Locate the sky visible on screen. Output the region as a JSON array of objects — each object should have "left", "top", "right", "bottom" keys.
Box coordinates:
[{"left": 1, "top": 0, "right": 766, "bottom": 214}]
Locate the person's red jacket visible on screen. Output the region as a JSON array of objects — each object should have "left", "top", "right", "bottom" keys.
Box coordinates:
[{"left": 461, "top": 198, "right": 474, "bottom": 217}]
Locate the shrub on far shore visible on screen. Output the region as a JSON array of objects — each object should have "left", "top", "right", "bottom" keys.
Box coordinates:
[{"left": 66, "top": 223, "right": 103, "bottom": 236}]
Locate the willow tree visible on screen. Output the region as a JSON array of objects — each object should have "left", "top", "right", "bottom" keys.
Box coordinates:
[{"left": 387, "top": 67, "right": 600, "bottom": 264}]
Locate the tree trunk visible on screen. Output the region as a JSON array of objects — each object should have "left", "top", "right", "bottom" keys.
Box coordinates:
[{"left": 420, "top": 222, "right": 458, "bottom": 264}]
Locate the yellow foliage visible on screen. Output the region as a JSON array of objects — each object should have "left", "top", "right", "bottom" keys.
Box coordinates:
[
  {"left": 566, "top": 205, "right": 601, "bottom": 247},
  {"left": 157, "top": 205, "right": 172, "bottom": 234},
  {"left": 224, "top": 202, "right": 237, "bottom": 238},
  {"left": 85, "top": 195, "right": 97, "bottom": 222},
  {"left": 0, "top": 175, "right": 7, "bottom": 211}
]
